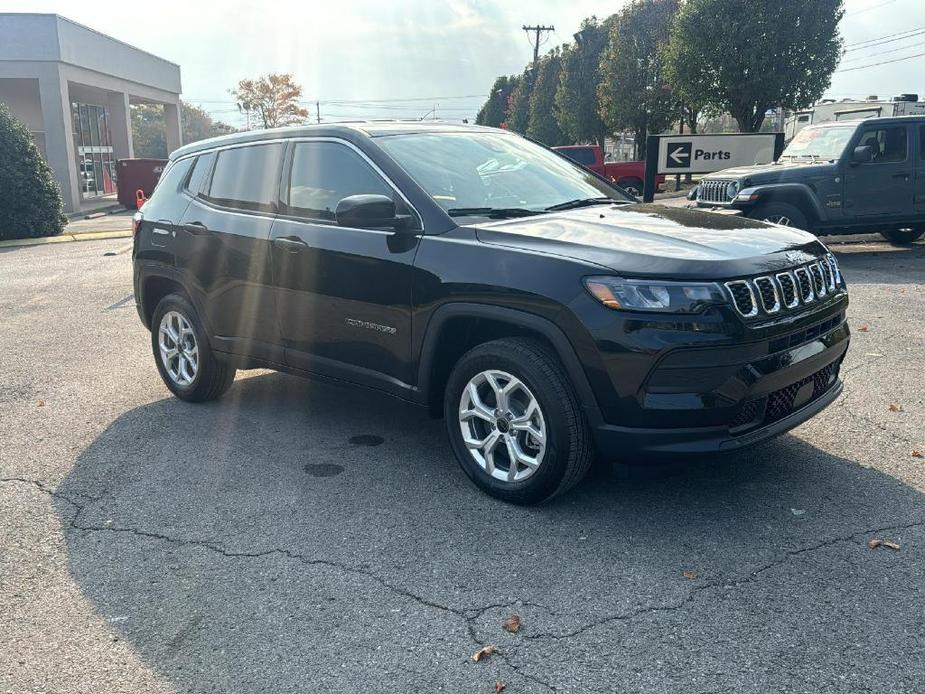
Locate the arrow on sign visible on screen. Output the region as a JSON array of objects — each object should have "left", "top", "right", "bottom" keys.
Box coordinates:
[{"left": 669, "top": 146, "right": 690, "bottom": 165}]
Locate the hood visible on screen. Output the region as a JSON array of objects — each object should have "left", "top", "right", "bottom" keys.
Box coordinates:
[
  {"left": 473, "top": 204, "right": 827, "bottom": 280},
  {"left": 703, "top": 159, "right": 838, "bottom": 184}
]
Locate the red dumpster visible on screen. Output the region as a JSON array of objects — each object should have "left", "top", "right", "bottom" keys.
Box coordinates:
[{"left": 117, "top": 158, "right": 168, "bottom": 209}]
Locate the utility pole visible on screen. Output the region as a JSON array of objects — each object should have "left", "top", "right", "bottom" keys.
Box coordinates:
[
  {"left": 523, "top": 24, "right": 555, "bottom": 66},
  {"left": 316, "top": 101, "right": 320, "bottom": 124}
]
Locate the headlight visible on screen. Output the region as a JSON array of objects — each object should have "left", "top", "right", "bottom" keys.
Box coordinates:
[
  {"left": 584, "top": 277, "right": 726, "bottom": 313},
  {"left": 726, "top": 181, "right": 740, "bottom": 199}
]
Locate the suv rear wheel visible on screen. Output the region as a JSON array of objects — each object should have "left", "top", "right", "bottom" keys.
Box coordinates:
[
  {"left": 749, "top": 202, "right": 810, "bottom": 231},
  {"left": 151, "top": 293, "right": 236, "bottom": 402},
  {"left": 880, "top": 227, "right": 925, "bottom": 245},
  {"left": 444, "top": 337, "right": 593, "bottom": 504}
]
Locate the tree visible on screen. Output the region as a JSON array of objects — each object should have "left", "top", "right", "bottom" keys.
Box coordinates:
[
  {"left": 555, "top": 17, "right": 612, "bottom": 148},
  {"left": 230, "top": 73, "right": 310, "bottom": 129},
  {"left": 0, "top": 103, "right": 66, "bottom": 240},
  {"left": 526, "top": 49, "right": 568, "bottom": 146},
  {"left": 132, "top": 101, "right": 236, "bottom": 159},
  {"left": 476, "top": 75, "right": 517, "bottom": 128},
  {"left": 598, "top": 0, "right": 679, "bottom": 159},
  {"left": 666, "top": 0, "right": 844, "bottom": 132},
  {"left": 506, "top": 69, "right": 534, "bottom": 135}
]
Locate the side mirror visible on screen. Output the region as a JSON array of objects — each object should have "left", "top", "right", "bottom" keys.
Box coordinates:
[
  {"left": 851, "top": 145, "right": 874, "bottom": 165},
  {"left": 334, "top": 194, "right": 410, "bottom": 230}
]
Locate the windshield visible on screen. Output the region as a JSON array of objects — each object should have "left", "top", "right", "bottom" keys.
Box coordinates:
[
  {"left": 781, "top": 126, "right": 855, "bottom": 161},
  {"left": 376, "top": 131, "right": 631, "bottom": 216}
]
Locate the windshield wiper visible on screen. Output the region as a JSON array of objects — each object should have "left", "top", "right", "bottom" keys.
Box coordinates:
[
  {"left": 446, "top": 207, "right": 541, "bottom": 219},
  {"left": 544, "top": 197, "right": 617, "bottom": 212}
]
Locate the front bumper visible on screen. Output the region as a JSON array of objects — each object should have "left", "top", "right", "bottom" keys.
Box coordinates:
[{"left": 589, "top": 307, "right": 850, "bottom": 458}]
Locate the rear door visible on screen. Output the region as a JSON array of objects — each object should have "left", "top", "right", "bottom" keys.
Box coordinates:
[
  {"left": 176, "top": 142, "right": 285, "bottom": 359},
  {"left": 269, "top": 139, "right": 421, "bottom": 390},
  {"left": 915, "top": 124, "right": 925, "bottom": 213},
  {"left": 845, "top": 123, "right": 913, "bottom": 217}
]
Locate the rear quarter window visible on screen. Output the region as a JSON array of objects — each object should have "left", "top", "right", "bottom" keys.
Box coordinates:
[
  {"left": 142, "top": 157, "right": 195, "bottom": 218},
  {"left": 560, "top": 148, "right": 596, "bottom": 166}
]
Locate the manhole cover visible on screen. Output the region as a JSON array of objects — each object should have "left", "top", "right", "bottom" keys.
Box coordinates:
[
  {"left": 349, "top": 434, "right": 384, "bottom": 447},
  {"left": 303, "top": 463, "right": 344, "bottom": 477}
]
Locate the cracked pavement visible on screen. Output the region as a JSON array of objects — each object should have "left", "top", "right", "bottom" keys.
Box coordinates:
[{"left": 1, "top": 237, "right": 924, "bottom": 693}]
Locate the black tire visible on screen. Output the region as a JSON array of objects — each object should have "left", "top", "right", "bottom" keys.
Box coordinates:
[
  {"left": 443, "top": 337, "right": 593, "bottom": 505},
  {"left": 617, "top": 177, "right": 643, "bottom": 198},
  {"left": 880, "top": 227, "right": 924, "bottom": 245},
  {"left": 749, "top": 202, "right": 810, "bottom": 231},
  {"left": 150, "top": 293, "right": 236, "bottom": 402}
]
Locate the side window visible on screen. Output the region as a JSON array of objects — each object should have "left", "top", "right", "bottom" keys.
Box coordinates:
[
  {"left": 205, "top": 143, "right": 285, "bottom": 212},
  {"left": 184, "top": 151, "right": 216, "bottom": 196},
  {"left": 857, "top": 126, "right": 907, "bottom": 163},
  {"left": 286, "top": 142, "right": 393, "bottom": 221},
  {"left": 561, "top": 148, "right": 596, "bottom": 166}
]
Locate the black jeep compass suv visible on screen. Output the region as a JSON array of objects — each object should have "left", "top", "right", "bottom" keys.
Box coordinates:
[{"left": 133, "top": 122, "right": 849, "bottom": 504}]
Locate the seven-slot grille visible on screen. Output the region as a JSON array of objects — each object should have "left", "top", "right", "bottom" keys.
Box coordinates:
[
  {"left": 725, "top": 254, "right": 841, "bottom": 318},
  {"left": 698, "top": 179, "right": 734, "bottom": 204}
]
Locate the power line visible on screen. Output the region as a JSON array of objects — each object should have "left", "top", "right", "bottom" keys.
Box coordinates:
[
  {"left": 845, "top": 0, "right": 897, "bottom": 17},
  {"left": 843, "top": 25, "right": 925, "bottom": 50},
  {"left": 835, "top": 48, "right": 925, "bottom": 71},
  {"left": 839, "top": 39, "right": 925, "bottom": 63}
]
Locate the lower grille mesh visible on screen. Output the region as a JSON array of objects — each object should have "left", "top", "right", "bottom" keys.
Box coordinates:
[{"left": 731, "top": 358, "right": 842, "bottom": 432}]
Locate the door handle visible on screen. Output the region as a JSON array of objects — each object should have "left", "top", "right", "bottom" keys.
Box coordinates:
[
  {"left": 182, "top": 222, "right": 209, "bottom": 235},
  {"left": 272, "top": 236, "right": 309, "bottom": 252}
]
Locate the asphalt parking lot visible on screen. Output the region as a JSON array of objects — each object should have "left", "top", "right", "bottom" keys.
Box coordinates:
[{"left": 2, "top": 235, "right": 924, "bottom": 694}]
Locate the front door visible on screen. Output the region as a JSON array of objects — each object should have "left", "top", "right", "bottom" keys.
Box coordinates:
[
  {"left": 269, "top": 140, "right": 421, "bottom": 391},
  {"left": 845, "top": 123, "right": 914, "bottom": 218}
]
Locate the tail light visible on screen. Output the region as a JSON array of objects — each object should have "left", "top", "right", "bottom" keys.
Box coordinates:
[{"left": 132, "top": 212, "right": 142, "bottom": 238}]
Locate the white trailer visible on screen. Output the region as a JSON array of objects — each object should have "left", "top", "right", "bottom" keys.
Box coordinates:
[{"left": 785, "top": 95, "right": 925, "bottom": 140}]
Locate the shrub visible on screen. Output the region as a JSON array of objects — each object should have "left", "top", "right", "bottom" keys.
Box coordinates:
[{"left": 0, "top": 102, "right": 66, "bottom": 240}]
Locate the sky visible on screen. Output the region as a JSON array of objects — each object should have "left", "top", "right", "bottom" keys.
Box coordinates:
[{"left": 3, "top": 0, "right": 924, "bottom": 127}]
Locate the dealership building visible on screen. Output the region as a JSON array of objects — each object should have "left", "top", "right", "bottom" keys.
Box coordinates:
[{"left": 0, "top": 13, "right": 182, "bottom": 213}]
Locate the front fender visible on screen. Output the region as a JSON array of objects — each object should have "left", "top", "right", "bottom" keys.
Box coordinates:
[{"left": 737, "top": 183, "right": 827, "bottom": 223}]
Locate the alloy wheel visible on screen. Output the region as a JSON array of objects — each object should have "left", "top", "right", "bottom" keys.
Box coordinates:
[
  {"left": 158, "top": 310, "right": 199, "bottom": 387},
  {"left": 458, "top": 369, "right": 547, "bottom": 483}
]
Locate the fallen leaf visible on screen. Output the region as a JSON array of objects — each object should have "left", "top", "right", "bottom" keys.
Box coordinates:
[
  {"left": 912, "top": 450, "right": 923, "bottom": 458},
  {"left": 882, "top": 540, "right": 901, "bottom": 551},
  {"left": 858, "top": 325, "right": 870, "bottom": 332},
  {"left": 501, "top": 614, "right": 522, "bottom": 634},
  {"left": 889, "top": 404, "right": 904, "bottom": 412},
  {"left": 472, "top": 644, "right": 497, "bottom": 662},
  {"left": 37, "top": 400, "right": 45, "bottom": 407},
  {"left": 867, "top": 538, "right": 883, "bottom": 549},
  {"left": 791, "top": 508, "right": 806, "bottom": 516},
  {"left": 494, "top": 681, "right": 507, "bottom": 693},
  {"left": 683, "top": 570, "right": 698, "bottom": 580}
]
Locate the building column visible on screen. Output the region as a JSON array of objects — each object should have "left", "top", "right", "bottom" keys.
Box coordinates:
[
  {"left": 37, "top": 66, "right": 79, "bottom": 213},
  {"left": 163, "top": 101, "right": 182, "bottom": 155},
  {"left": 107, "top": 91, "right": 133, "bottom": 160}
]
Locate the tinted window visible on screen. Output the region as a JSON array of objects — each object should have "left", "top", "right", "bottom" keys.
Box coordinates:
[
  {"left": 185, "top": 151, "right": 215, "bottom": 195},
  {"left": 856, "top": 126, "right": 907, "bottom": 163},
  {"left": 206, "top": 143, "right": 284, "bottom": 211},
  {"left": 560, "top": 147, "right": 596, "bottom": 166},
  {"left": 143, "top": 157, "right": 195, "bottom": 217},
  {"left": 286, "top": 142, "right": 393, "bottom": 220}
]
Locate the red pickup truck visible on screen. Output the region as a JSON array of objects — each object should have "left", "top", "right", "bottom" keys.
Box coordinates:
[{"left": 552, "top": 145, "right": 663, "bottom": 197}]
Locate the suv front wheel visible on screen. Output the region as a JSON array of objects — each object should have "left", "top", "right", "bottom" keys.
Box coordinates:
[
  {"left": 444, "top": 337, "right": 593, "bottom": 504},
  {"left": 749, "top": 202, "right": 810, "bottom": 231},
  {"left": 151, "top": 293, "right": 236, "bottom": 402}
]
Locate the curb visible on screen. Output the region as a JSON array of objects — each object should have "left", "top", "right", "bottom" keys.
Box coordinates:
[{"left": 0, "top": 229, "right": 132, "bottom": 249}]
